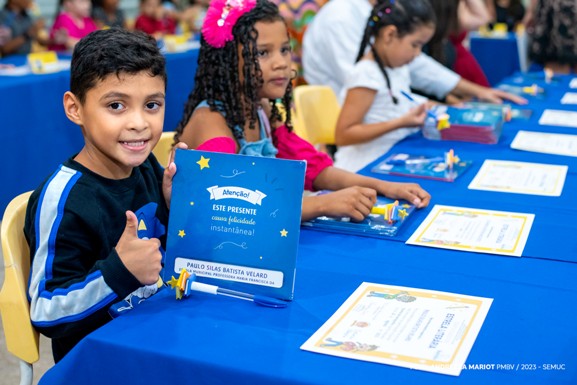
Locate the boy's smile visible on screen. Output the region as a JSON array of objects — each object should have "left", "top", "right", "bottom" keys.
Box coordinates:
[{"left": 66, "top": 71, "right": 165, "bottom": 179}]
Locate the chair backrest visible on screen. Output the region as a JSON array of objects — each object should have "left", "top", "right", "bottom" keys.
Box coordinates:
[
  {"left": 0, "top": 191, "right": 39, "bottom": 364},
  {"left": 152, "top": 131, "right": 176, "bottom": 168},
  {"left": 274, "top": 101, "right": 309, "bottom": 141},
  {"left": 290, "top": 107, "right": 310, "bottom": 142},
  {"left": 293, "top": 85, "right": 340, "bottom": 146}
]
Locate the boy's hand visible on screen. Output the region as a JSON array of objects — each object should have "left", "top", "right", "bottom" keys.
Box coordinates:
[
  {"left": 316, "top": 187, "right": 377, "bottom": 221},
  {"left": 162, "top": 142, "right": 188, "bottom": 208},
  {"left": 52, "top": 28, "right": 68, "bottom": 45},
  {"left": 115, "top": 211, "right": 163, "bottom": 285}
]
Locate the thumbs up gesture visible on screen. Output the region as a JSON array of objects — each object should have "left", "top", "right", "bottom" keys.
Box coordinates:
[{"left": 115, "top": 211, "right": 163, "bottom": 285}]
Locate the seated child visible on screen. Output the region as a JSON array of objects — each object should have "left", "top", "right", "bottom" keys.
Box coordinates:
[
  {"left": 0, "top": 0, "right": 49, "bottom": 56},
  {"left": 174, "top": 0, "right": 431, "bottom": 222},
  {"left": 49, "top": 0, "right": 98, "bottom": 51},
  {"left": 25, "top": 28, "right": 186, "bottom": 362},
  {"left": 180, "top": 0, "right": 209, "bottom": 33},
  {"left": 91, "top": 0, "right": 127, "bottom": 29},
  {"left": 493, "top": 0, "right": 525, "bottom": 32},
  {"left": 334, "top": 0, "right": 436, "bottom": 172},
  {"left": 134, "top": 0, "right": 177, "bottom": 39}
]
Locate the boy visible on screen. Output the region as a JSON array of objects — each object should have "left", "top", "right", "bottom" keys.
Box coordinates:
[
  {"left": 134, "top": 0, "right": 177, "bottom": 40},
  {"left": 0, "top": 0, "right": 48, "bottom": 56},
  {"left": 24, "top": 28, "right": 184, "bottom": 362}
]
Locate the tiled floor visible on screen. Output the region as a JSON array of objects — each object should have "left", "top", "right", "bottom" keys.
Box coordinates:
[{"left": 0, "top": 234, "right": 54, "bottom": 385}]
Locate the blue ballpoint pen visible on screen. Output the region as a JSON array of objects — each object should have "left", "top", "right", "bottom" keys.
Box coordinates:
[
  {"left": 387, "top": 156, "right": 444, "bottom": 166},
  {"left": 400, "top": 90, "right": 437, "bottom": 120},
  {"left": 188, "top": 273, "right": 288, "bottom": 308}
]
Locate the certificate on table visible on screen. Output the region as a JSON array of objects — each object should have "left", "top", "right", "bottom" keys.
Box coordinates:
[
  {"left": 0, "top": 65, "right": 31, "bottom": 76},
  {"left": 406, "top": 205, "right": 534, "bottom": 257},
  {"left": 468, "top": 159, "right": 567, "bottom": 196},
  {"left": 538, "top": 109, "right": 577, "bottom": 128},
  {"left": 510, "top": 130, "right": 577, "bottom": 157},
  {"left": 561, "top": 92, "right": 577, "bottom": 104},
  {"left": 301, "top": 282, "right": 492, "bottom": 376}
]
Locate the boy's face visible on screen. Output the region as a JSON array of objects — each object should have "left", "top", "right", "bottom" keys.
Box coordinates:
[
  {"left": 11, "top": 0, "right": 32, "bottom": 11},
  {"left": 103, "top": 0, "right": 119, "bottom": 9},
  {"left": 141, "top": 0, "right": 160, "bottom": 17},
  {"left": 66, "top": 0, "right": 92, "bottom": 18},
  {"left": 65, "top": 71, "right": 166, "bottom": 179},
  {"left": 252, "top": 20, "right": 292, "bottom": 100}
]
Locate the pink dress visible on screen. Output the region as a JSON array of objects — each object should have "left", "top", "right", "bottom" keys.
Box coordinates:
[
  {"left": 196, "top": 125, "right": 333, "bottom": 191},
  {"left": 49, "top": 13, "right": 98, "bottom": 51}
]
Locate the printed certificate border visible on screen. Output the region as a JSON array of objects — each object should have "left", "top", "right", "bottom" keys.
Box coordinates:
[
  {"left": 406, "top": 205, "right": 534, "bottom": 257},
  {"left": 301, "top": 282, "right": 493, "bottom": 376}
]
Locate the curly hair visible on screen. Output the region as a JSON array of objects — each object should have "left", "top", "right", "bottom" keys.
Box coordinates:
[{"left": 174, "top": 0, "right": 293, "bottom": 144}]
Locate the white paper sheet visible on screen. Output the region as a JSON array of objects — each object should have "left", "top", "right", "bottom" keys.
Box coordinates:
[
  {"left": 406, "top": 205, "right": 534, "bottom": 257},
  {"left": 538, "top": 109, "right": 577, "bottom": 128},
  {"left": 468, "top": 159, "right": 567, "bottom": 196},
  {"left": 510, "top": 130, "right": 577, "bottom": 157},
  {"left": 301, "top": 282, "right": 493, "bottom": 376}
]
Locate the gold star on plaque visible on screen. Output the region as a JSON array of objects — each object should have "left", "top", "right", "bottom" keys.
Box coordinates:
[{"left": 196, "top": 156, "right": 210, "bottom": 170}]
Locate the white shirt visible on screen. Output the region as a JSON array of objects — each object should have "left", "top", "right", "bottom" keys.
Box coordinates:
[
  {"left": 302, "top": 0, "right": 460, "bottom": 99},
  {"left": 334, "top": 60, "right": 422, "bottom": 172}
]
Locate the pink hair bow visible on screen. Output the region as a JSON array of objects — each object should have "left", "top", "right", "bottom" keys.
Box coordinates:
[{"left": 202, "top": 0, "right": 257, "bottom": 48}]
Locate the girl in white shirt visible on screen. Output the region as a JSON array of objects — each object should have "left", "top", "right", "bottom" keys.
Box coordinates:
[{"left": 334, "top": 0, "right": 436, "bottom": 172}]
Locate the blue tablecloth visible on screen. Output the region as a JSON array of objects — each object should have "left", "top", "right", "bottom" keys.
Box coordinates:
[
  {"left": 0, "top": 48, "right": 198, "bottom": 213},
  {"left": 470, "top": 32, "right": 521, "bottom": 86},
  {"left": 36, "top": 72, "right": 577, "bottom": 384}
]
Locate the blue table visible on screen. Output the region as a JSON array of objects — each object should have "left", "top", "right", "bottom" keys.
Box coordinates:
[
  {"left": 36, "top": 72, "right": 577, "bottom": 384},
  {"left": 469, "top": 32, "right": 521, "bottom": 86},
  {"left": 0, "top": 48, "right": 198, "bottom": 214}
]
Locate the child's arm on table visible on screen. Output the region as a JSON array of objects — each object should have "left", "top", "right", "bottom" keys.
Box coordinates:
[
  {"left": 336, "top": 87, "right": 426, "bottom": 146},
  {"left": 302, "top": 185, "right": 377, "bottom": 222},
  {"left": 303, "top": 166, "right": 431, "bottom": 221}
]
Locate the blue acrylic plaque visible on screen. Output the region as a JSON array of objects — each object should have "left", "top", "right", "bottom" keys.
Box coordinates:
[{"left": 164, "top": 149, "right": 306, "bottom": 300}]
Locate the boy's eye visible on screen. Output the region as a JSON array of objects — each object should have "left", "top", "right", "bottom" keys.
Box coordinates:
[
  {"left": 146, "top": 101, "right": 162, "bottom": 110},
  {"left": 109, "top": 102, "right": 124, "bottom": 110}
]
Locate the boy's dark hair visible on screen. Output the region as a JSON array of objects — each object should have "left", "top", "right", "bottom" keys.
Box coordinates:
[
  {"left": 174, "top": 0, "right": 292, "bottom": 144},
  {"left": 70, "top": 29, "right": 167, "bottom": 104}
]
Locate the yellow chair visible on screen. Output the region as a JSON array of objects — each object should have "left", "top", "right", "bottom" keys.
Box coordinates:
[
  {"left": 274, "top": 101, "right": 309, "bottom": 141},
  {"left": 0, "top": 191, "right": 38, "bottom": 385},
  {"left": 152, "top": 131, "right": 176, "bottom": 168},
  {"left": 290, "top": 107, "right": 310, "bottom": 142},
  {"left": 293, "top": 85, "right": 340, "bottom": 146}
]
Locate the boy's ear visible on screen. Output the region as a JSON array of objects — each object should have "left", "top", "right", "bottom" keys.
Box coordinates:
[{"left": 63, "top": 91, "right": 83, "bottom": 126}]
